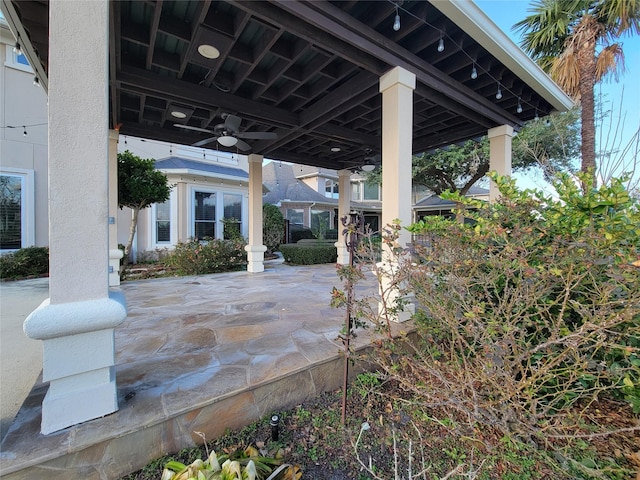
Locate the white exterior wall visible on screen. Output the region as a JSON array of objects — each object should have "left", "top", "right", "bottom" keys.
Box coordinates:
[{"left": 0, "top": 22, "right": 49, "bottom": 249}]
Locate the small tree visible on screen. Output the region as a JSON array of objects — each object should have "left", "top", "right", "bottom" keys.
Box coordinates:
[
  {"left": 263, "top": 203, "right": 284, "bottom": 254},
  {"left": 118, "top": 150, "right": 171, "bottom": 264}
]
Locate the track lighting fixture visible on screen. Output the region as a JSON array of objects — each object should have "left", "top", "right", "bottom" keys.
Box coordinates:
[
  {"left": 516, "top": 98, "right": 523, "bottom": 114},
  {"left": 470, "top": 64, "right": 477, "bottom": 80},
  {"left": 393, "top": 5, "right": 401, "bottom": 31},
  {"left": 495, "top": 83, "right": 502, "bottom": 100},
  {"left": 437, "top": 35, "right": 445, "bottom": 52}
]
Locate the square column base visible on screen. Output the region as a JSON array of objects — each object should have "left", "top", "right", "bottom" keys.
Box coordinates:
[
  {"left": 245, "top": 244, "right": 267, "bottom": 273},
  {"left": 376, "top": 261, "right": 415, "bottom": 323},
  {"left": 335, "top": 242, "right": 349, "bottom": 265},
  {"left": 41, "top": 365, "right": 118, "bottom": 434}
]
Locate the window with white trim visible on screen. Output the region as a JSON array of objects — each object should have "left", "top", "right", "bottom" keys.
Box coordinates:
[
  {"left": 154, "top": 199, "right": 171, "bottom": 244},
  {"left": 193, "top": 191, "right": 216, "bottom": 239},
  {"left": 0, "top": 169, "right": 34, "bottom": 250},
  {"left": 4, "top": 45, "right": 33, "bottom": 73}
]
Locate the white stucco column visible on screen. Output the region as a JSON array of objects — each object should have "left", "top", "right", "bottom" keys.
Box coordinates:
[
  {"left": 335, "top": 169, "right": 352, "bottom": 265},
  {"left": 108, "top": 130, "right": 123, "bottom": 286},
  {"left": 245, "top": 154, "right": 267, "bottom": 273},
  {"left": 378, "top": 66, "right": 416, "bottom": 322},
  {"left": 487, "top": 125, "right": 514, "bottom": 202},
  {"left": 23, "top": 0, "right": 127, "bottom": 435}
]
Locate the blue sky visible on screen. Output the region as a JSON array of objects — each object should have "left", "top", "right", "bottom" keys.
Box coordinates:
[{"left": 476, "top": 0, "right": 640, "bottom": 189}]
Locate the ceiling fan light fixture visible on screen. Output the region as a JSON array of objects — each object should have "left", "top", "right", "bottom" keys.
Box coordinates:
[
  {"left": 217, "top": 135, "right": 237, "bottom": 147},
  {"left": 198, "top": 44, "right": 220, "bottom": 59},
  {"left": 361, "top": 164, "right": 376, "bottom": 172}
]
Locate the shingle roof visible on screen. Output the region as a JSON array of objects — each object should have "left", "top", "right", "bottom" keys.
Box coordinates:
[
  {"left": 263, "top": 162, "right": 337, "bottom": 205},
  {"left": 414, "top": 186, "right": 489, "bottom": 207},
  {"left": 154, "top": 157, "right": 249, "bottom": 179}
]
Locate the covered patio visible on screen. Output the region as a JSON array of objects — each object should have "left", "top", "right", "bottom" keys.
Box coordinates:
[
  {"left": 0, "top": 261, "right": 399, "bottom": 478},
  {"left": 0, "top": 0, "right": 572, "bottom": 474}
]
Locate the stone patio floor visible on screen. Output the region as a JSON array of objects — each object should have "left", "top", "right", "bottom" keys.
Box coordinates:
[{"left": 0, "top": 261, "right": 407, "bottom": 479}]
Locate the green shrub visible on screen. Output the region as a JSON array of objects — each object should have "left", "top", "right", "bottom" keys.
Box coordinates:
[
  {"left": 166, "top": 238, "right": 246, "bottom": 275},
  {"left": 290, "top": 226, "right": 314, "bottom": 243},
  {"left": 263, "top": 204, "right": 284, "bottom": 254},
  {"left": 279, "top": 244, "right": 337, "bottom": 265},
  {"left": 0, "top": 246, "right": 49, "bottom": 279},
  {"left": 371, "top": 172, "right": 640, "bottom": 440}
]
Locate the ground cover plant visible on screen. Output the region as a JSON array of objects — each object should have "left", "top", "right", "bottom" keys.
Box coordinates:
[{"left": 0, "top": 246, "right": 49, "bottom": 279}]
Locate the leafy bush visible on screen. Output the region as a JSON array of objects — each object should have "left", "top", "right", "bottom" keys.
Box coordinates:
[
  {"left": 0, "top": 246, "right": 49, "bottom": 279},
  {"left": 222, "top": 218, "right": 243, "bottom": 241},
  {"left": 279, "top": 244, "right": 337, "bottom": 265},
  {"left": 263, "top": 204, "right": 284, "bottom": 254},
  {"left": 166, "top": 238, "right": 246, "bottom": 276},
  {"left": 369, "top": 173, "right": 640, "bottom": 441}
]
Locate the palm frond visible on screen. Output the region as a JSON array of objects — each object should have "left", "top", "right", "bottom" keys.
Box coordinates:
[
  {"left": 595, "top": 43, "right": 625, "bottom": 81},
  {"left": 595, "top": 0, "right": 640, "bottom": 36},
  {"left": 550, "top": 50, "right": 581, "bottom": 98}
]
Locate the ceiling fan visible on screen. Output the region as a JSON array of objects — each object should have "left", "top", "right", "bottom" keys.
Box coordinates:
[{"left": 174, "top": 113, "right": 277, "bottom": 151}]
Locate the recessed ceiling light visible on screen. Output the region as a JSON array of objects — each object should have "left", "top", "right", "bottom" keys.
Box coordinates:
[
  {"left": 198, "top": 44, "right": 220, "bottom": 59},
  {"left": 331, "top": 147, "right": 341, "bottom": 152},
  {"left": 171, "top": 111, "right": 187, "bottom": 119}
]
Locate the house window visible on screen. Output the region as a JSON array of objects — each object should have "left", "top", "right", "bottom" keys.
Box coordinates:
[
  {"left": 0, "top": 175, "right": 22, "bottom": 249},
  {"left": 4, "top": 45, "right": 33, "bottom": 73},
  {"left": 0, "top": 170, "right": 34, "bottom": 250},
  {"left": 194, "top": 191, "right": 216, "bottom": 239},
  {"left": 223, "top": 193, "right": 242, "bottom": 239},
  {"left": 325, "top": 180, "right": 339, "bottom": 199},
  {"left": 363, "top": 181, "right": 380, "bottom": 201},
  {"left": 311, "top": 209, "right": 330, "bottom": 236},
  {"left": 351, "top": 182, "right": 361, "bottom": 201},
  {"left": 287, "top": 208, "right": 303, "bottom": 225},
  {"left": 154, "top": 200, "right": 171, "bottom": 243}
]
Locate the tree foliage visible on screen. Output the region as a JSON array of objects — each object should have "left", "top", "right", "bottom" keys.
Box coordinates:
[
  {"left": 117, "top": 150, "right": 171, "bottom": 263},
  {"left": 515, "top": 0, "right": 640, "bottom": 184},
  {"left": 262, "top": 203, "right": 284, "bottom": 254},
  {"left": 411, "top": 108, "right": 580, "bottom": 194}
]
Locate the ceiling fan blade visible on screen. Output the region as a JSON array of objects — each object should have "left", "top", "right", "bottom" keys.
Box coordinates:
[
  {"left": 235, "top": 131, "right": 278, "bottom": 140},
  {"left": 235, "top": 139, "right": 252, "bottom": 151},
  {"left": 224, "top": 114, "right": 242, "bottom": 133},
  {"left": 174, "top": 124, "right": 214, "bottom": 134},
  {"left": 192, "top": 136, "right": 219, "bottom": 147}
]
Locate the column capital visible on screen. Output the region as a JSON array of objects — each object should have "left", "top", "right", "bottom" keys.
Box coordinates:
[
  {"left": 488, "top": 124, "right": 514, "bottom": 139},
  {"left": 380, "top": 66, "right": 416, "bottom": 93},
  {"left": 247, "top": 153, "right": 263, "bottom": 164},
  {"left": 337, "top": 169, "right": 352, "bottom": 178}
]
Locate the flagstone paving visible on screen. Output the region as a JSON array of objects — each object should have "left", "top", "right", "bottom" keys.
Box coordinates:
[{"left": 0, "top": 262, "right": 408, "bottom": 479}]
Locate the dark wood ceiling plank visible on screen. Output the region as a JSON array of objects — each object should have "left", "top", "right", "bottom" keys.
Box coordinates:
[
  {"left": 118, "top": 67, "right": 299, "bottom": 129},
  {"left": 145, "top": 0, "right": 163, "bottom": 70},
  {"left": 274, "top": 0, "right": 521, "bottom": 128}
]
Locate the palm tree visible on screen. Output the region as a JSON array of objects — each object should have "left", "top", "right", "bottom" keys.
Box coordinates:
[{"left": 515, "top": 0, "right": 640, "bottom": 187}]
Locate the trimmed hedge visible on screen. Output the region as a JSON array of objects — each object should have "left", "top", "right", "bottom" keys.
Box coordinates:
[
  {"left": 290, "top": 227, "right": 314, "bottom": 243},
  {"left": 0, "top": 246, "right": 49, "bottom": 279},
  {"left": 279, "top": 244, "right": 337, "bottom": 265}
]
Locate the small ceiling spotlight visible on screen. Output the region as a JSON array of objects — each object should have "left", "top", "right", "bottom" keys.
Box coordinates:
[
  {"left": 393, "top": 5, "right": 401, "bottom": 31},
  {"left": 197, "top": 44, "right": 220, "bottom": 59},
  {"left": 470, "top": 64, "right": 478, "bottom": 80},
  {"left": 516, "top": 98, "right": 523, "bottom": 114},
  {"left": 437, "top": 35, "right": 445, "bottom": 52},
  {"left": 330, "top": 146, "right": 341, "bottom": 152},
  {"left": 495, "top": 83, "right": 503, "bottom": 100}
]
